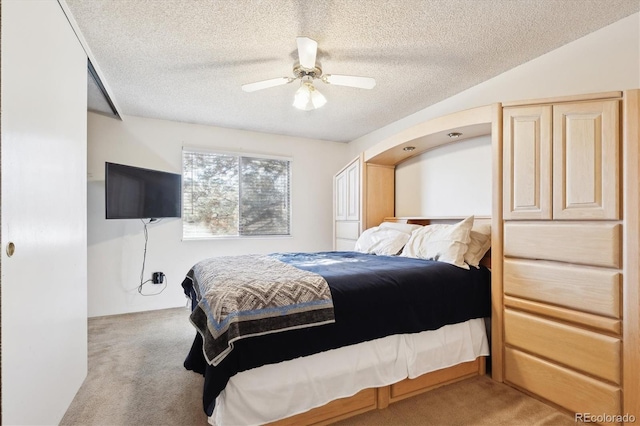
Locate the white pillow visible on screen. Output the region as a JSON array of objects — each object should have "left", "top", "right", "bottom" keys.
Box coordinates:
[
  {"left": 465, "top": 223, "right": 491, "bottom": 268},
  {"left": 354, "top": 226, "right": 410, "bottom": 256},
  {"left": 401, "top": 216, "right": 474, "bottom": 269},
  {"left": 378, "top": 222, "right": 423, "bottom": 234}
]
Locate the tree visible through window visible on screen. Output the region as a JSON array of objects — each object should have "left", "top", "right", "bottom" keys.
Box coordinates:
[{"left": 182, "top": 149, "right": 291, "bottom": 238}]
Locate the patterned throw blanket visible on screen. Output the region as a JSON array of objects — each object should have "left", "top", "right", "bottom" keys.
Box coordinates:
[{"left": 185, "top": 254, "right": 335, "bottom": 366}]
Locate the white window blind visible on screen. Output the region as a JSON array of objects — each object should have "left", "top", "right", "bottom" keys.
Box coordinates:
[{"left": 182, "top": 149, "right": 291, "bottom": 238}]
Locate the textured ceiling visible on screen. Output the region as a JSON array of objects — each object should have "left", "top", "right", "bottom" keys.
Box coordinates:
[{"left": 65, "top": 0, "right": 639, "bottom": 143}]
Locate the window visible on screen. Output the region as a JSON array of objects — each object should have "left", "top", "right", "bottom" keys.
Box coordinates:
[{"left": 182, "top": 149, "right": 291, "bottom": 239}]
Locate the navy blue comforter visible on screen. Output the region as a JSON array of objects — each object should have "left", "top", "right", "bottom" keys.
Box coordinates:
[{"left": 182, "top": 251, "right": 491, "bottom": 416}]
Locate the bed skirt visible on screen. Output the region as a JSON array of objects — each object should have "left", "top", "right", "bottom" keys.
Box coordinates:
[{"left": 210, "top": 317, "right": 489, "bottom": 426}]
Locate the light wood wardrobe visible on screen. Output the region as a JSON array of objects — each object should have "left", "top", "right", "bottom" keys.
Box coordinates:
[
  {"left": 333, "top": 154, "right": 394, "bottom": 250},
  {"left": 331, "top": 94, "right": 639, "bottom": 423},
  {"left": 499, "top": 91, "right": 639, "bottom": 423}
]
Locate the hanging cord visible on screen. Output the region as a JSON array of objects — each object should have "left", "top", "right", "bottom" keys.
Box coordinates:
[{"left": 138, "top": 219, "right": 167, "bottom": 296}]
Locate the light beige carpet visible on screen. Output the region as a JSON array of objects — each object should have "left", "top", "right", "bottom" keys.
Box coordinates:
[
  {"left": 61, "top": 307, "right": 208, "bottom": 426},
  {"left": 333, "top": 375, "right": 574, "bottom": 426},
  {"left": 61, "top": 307, "right": 574, "bottom": 426}
]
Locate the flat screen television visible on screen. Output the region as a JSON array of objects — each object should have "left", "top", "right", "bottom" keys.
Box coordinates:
[{"left": 105, "top": 162, "right": 182, "bottom": 219}]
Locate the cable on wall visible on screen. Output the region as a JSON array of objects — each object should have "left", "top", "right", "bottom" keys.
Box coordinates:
[{"left": 138, "top": 219, "right": 167, "bottom": 296}]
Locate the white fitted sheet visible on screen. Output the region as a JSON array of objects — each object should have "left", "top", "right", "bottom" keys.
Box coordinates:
[{"left": 210, "top": 318, "right": 489, "bottom": 426}]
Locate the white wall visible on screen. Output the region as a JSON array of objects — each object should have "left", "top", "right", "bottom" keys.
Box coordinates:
[
  {"left": 1, "top": 0, "right": 88, "bottom": 424},
  {"left": 87, "top": 112, "right": 349, "bottom": 317},
  {"left": 353, "top": 13, "right": 639, "bottom": 217},
  {"left": 395, "top": 136, "right": 492, "bottom": 217}
]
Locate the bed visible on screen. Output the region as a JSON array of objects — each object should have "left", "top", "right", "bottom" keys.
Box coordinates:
[{"left": 182, "top": 217, "right": 492, "bottom": 425}]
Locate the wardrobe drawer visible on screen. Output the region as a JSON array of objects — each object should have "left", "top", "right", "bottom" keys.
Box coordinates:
[
  {"left": 335, "top": 238, "right": 356, "bottom": 251},
  {"left": 273, "top": 387, "right": 376, "bottom": 426},
  {"left": 504, "top": 259, "right": 621, "bottom": 318},
  {"left": 390, "top": 359, "right": 480, "bottom": 401},
  {"left": 505, "top": 347, "right": 621, "bottom": 416},
  {"left": 504, "top": 296, "right": 621, "bottom": 335},
  {"left": 505, "top": 309, "right": 621, "bottom": 384},
  {"left": 335, "top": 221, "right": 360, "bottom": 240},
  {"left": 504, "top": 222, "right": 621, "bottom": 268}
]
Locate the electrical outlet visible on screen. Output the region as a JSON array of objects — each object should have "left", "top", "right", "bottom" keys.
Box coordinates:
[{"left": 152, "top": 272, "right": 165, "bottom": 284}]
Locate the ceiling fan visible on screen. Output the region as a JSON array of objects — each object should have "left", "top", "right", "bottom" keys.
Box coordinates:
[{"left": 241, "top": 37, "right": 376, "bottom": 111}]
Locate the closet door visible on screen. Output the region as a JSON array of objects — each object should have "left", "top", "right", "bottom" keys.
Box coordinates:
[
  {"left": 335, "top": 171, "right": 347, "bottom": 221},
  {"left": 552, "top": 100, "right": 620, "bottom": 220},
  {"left": 334, "top": 157, "right": 361, "bottom": 250},
  {"left": 503, "top": 106, "right": 552, "bottom": 220},
  {"left": 1, "top": 1, "right": 88, "bottom": 424},
  {"left": 345, "top": 160, "right": 360, "bottom": 221}
]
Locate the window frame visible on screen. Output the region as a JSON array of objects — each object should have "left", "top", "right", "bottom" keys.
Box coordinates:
[{"left": 181, "top": 146, "right": 293, "bottom": 240}]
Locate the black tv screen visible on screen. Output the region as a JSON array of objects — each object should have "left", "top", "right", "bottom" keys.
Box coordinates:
[{"left": 105, "top": 162, "right": 182, "bottom": 219}]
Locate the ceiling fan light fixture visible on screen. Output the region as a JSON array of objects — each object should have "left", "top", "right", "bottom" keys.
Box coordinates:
[
  {"left": 244, "top": 37, "right": 374, "bottom": 110},
  {"left": 293, "top": 81, "right": 326, "bottom": 111},
  {"left": 310, "top": 86, "right": 327, "bottom": 109}
]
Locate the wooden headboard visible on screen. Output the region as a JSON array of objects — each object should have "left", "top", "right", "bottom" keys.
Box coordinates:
[{"left": 383, "top": 216, "right": 492, "bottom": 269}]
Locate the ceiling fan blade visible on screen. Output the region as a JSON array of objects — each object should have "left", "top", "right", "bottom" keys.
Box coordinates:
[
  {"left": 296, "top": 37, "right": 318, "bottom": 69},
  {"left": 242, "top": 77, "right": 294, "bottom": 92},
  {"left": 323, "top": 74, "right": 376, "bottom": 89}
]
